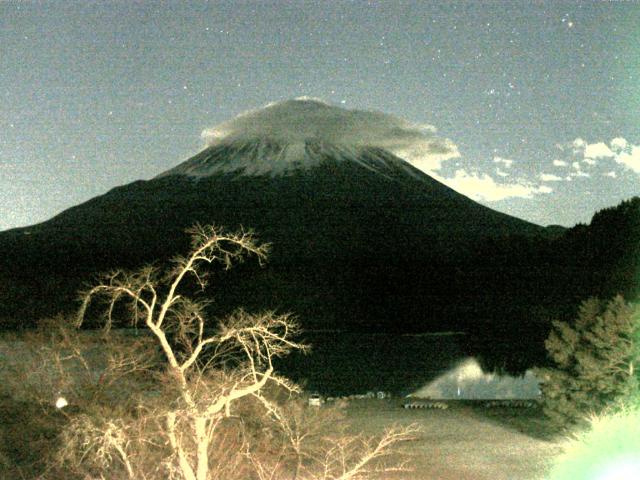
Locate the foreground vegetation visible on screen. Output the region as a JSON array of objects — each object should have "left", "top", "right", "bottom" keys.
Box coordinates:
[
  {"left": 536, "top": 296, "right": 640, "bottom": 479},
  {"left": 1, "top": 220, "right": 638, "bottom": 478},
  {"left": 547, "top": 403, "right": 640, "bottom": 480},
  {"left": 536, "top": 295, "right": 640, "bottom": 430},
  {"left": 1, "top": 225, "right": 417, "bottom": 479}
]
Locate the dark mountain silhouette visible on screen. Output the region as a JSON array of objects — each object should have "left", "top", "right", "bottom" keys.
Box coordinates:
[
  {"left": 0, "top": 139, "right": 544, "bottom": 324},
  {"left": 1, "top": 131, "right": 637, "bottom": 374}
]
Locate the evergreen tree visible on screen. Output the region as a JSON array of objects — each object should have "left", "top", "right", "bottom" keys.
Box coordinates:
[{"left": 536, "top": 296, "right": 640, "bottom": 429}]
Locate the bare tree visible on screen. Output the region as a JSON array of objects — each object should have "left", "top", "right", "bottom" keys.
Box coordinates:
[
  {"left": 31, "top": 224, "right": 421, "bottom": 480},
  {"left": 73, "top": 225, "right": 308, "bottom": 480}
]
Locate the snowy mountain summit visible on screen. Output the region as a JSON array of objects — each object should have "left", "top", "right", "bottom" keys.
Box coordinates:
[
  {"left": 158, "top": 139, "right": 426, "bottom": 180},
  {"left": 158, "top": 98, "right": 459, "bottom": 179}
]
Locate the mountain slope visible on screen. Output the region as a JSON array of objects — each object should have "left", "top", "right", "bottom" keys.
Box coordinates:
[{"left": 0, "top": 139, "right": 546, "bottom": 333}]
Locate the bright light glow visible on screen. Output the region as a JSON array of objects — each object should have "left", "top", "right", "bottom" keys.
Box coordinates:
[
  {"left": 548, "top": 407, "right": 640, "bottom": 480},
  {"left": 456, "top": 359, "right": 485, "bottom": 380},
  {"left": 410, "top": 357, "right": 541, "bottom": 399},
  {"left": 55, "top": 396, "right": 68, "bottom": 409},
  {"left": 593, "top": 457, "right": 640, "bottom": 480}
]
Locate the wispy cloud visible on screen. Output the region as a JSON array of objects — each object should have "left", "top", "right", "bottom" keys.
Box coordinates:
[
  {"left": 567, "top": 136, "right": 640, "bottom": 175},
  {"left": 436, "top": 169, "right": 553, "bottom": 202},
  {"left": 614, "top": 142, "right": 640, "bottom": 173},
  {"left": 584, "top": 142, "right": 614, "bottom": 160},
  {"left": 540, "top": 173, "right": 563, "bottom": 182},
  {"left": 570, "top": 160, "right": 591, "bottom": 178},
  {"left": 611, "top": 137, "right": 627, "bottom": 151},
  {"left": 572, "top": 137, "right": 587, "bottom": 153},
  {"left": 493, "top": 156, "right": 514, "bottom": 168}
]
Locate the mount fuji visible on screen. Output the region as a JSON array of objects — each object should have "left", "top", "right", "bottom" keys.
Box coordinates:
[{"left": 1, "top": 99, "right": 571, "bottom": 372}]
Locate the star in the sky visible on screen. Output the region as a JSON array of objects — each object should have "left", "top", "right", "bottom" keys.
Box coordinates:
[{"left": 561, "top": 17, "right": 574, "bottom": 28}]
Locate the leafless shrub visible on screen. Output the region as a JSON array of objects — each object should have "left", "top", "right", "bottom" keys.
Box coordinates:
[{"left": 0, "top": 316, "right": 158, "bottom": 410}]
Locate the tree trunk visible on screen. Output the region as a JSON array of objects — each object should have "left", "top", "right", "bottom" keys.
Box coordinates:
[{"left": 195, "top": 416, "right": 209, "bottom": 480}]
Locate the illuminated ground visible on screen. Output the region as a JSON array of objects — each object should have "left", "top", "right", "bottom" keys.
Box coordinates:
[{"left": 343, "top": 398, "right": 563, "bottom": 480}]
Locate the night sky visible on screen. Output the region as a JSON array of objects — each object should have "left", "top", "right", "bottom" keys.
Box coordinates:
[{"left": 1, "top": 0, "right": 638, "bottom": 231}]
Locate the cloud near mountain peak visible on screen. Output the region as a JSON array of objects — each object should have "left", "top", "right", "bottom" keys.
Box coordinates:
[{"left": 201, "top": 98, "right": 460, "bottom": 171}]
